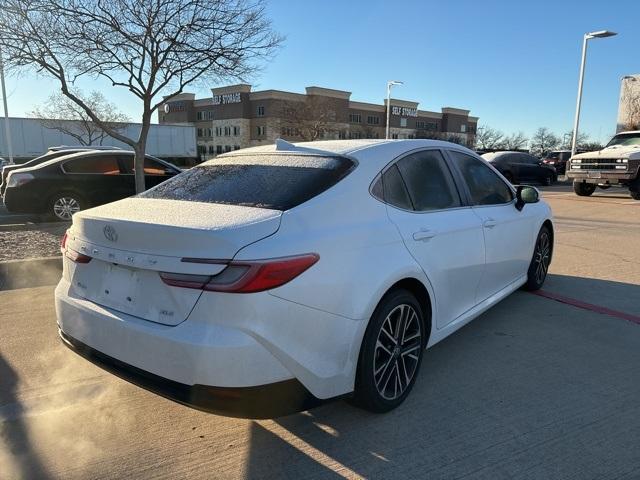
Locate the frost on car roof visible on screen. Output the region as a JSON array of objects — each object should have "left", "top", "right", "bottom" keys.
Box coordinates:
[{"left": 141, "top": 153, "right": 355, "bottom": 211}]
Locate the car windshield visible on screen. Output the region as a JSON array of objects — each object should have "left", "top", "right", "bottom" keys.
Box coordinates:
[
  {"left": 140, "top": 153, "right": 355, "bottom": 210},
  {"left": 606, "top": 132, "right": 640, "bottom": 147}
]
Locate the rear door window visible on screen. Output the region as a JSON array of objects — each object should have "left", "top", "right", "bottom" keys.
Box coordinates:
[
  {"left": 140, "top": 154, "right": 355, "bottom": 210},
  {"left": 395, "top": 150, "right": 461, "bottom": 211},
  {"left": 63, "top": 156, "right": 121, "bottom": 175}
]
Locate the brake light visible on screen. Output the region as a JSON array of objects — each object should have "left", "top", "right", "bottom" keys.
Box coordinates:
[
  {"left": 60, "top": 231, "right": 68, "bottom": 253},
  {"left": 160, "top": 254, "right": 319, "bottom": 293}
]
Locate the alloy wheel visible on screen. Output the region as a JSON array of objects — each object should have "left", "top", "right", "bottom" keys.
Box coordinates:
[
  {"left": 53, "top": 196, "right": 81, "bottom": 220},
  {"left": 373, "top": 304, "right": 422, "bottom": 401},
  {"left": 534, "top": 231, "right": 551, "bottom": 284}
]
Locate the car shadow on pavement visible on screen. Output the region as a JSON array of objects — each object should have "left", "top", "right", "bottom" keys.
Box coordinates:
[
  {"left": 243, "top": 287, "right": 640, "bottom": 479},
  {"left": 0, "top": 355, "right": 52, "bottom": 480}
]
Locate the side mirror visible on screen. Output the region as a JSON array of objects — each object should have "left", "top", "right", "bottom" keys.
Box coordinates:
[{"left": 515, "top": 185, "right": 539, "bottom": 211}]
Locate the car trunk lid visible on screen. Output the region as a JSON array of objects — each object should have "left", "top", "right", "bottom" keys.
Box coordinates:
[{"left": 64, "top": 197, "right": 281, "bottom": 325}]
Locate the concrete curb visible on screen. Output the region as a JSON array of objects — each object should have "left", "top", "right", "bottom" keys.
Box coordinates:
[{"left": 0, "top": 256, "right": 62, "bottom": 291}]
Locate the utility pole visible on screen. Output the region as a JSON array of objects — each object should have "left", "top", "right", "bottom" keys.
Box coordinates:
[{"left": 0, "top": 49, "right": 14, "bottom": 163}]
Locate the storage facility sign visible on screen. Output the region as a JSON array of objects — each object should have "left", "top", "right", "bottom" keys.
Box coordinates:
[
  {"left": 213, "top": 92, "right": 242, "bottom": 105},
  {"left": 391, "top": 106, "right": 418, "bottom": 117}
]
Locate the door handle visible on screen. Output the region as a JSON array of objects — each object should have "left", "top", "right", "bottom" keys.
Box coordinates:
[
  {"left": 413, "top": 229, "right": 437, "bottom": 241},
  {"left": 483, "top": 219, "right": 497, "bottom": 229}
]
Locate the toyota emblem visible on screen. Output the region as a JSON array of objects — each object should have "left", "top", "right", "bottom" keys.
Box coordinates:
[{"left": 103, "top": 225, "right": 118, "bottom": 242}]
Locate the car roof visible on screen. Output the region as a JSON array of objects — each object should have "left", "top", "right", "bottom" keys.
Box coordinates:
[{"left": 8, "top": 149, "right": 167, "bottom": 174}]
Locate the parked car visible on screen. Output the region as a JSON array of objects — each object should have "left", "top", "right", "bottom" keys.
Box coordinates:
[
  {"left": 3, "top": 150, "right": 180, "bottom": 220},
  {"left": 567, "top": 130, "right": 640, "bottom": 199},
  {"left": 542, "top": 150, "right": 573, "bottom": 175},
  {"left": 0, "top": 147, "right": 115, "bottom": 196},
  {"left": 56, "top": 139, "right": 553, "bottom": 418},
  {"left": 481, "top": 151, "right": 556, "bottom": 185}
]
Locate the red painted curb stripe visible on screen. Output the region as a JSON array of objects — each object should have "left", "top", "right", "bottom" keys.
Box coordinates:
[{"left": 532, "top": 290, "right": 640, "bottom": 326}]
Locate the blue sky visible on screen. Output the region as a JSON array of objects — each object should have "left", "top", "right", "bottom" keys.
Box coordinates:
[{"left": 3, "top": 0, "right": 638, "bottom": 144}]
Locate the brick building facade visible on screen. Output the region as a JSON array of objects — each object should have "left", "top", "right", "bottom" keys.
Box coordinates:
[{"left": 159, "top": 84, "right": 478, "bottom": 160}]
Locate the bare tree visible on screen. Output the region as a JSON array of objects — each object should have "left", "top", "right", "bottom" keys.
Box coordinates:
[
  {"left": 561, "top": 130, "right": 589, "bottom": 150},
  {"left": 31, "top": 90, "right": 129, "bottom": 145},
  {"left": 0, "top": 0, "right": 281, "bottom": 192},
  {"left": 503, "top": 131, "right": 528, "bottom": 150},
  {"left": 529, "top": 127, "right": 559, "bottom": 157},
  {"left": 279, "top": 97, "right": 337, "bottom": 141},
  {"left": 475, "top": 125, "right": 505, "bottom": 151}
]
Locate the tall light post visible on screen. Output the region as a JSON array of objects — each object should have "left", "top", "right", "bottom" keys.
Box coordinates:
[
  {"left": 386, "top": 80, "right": 403, "bottom": 140},
  {"left": 0, "top": 48, "right": 13, "bottom": 163},
  {"left": 570, "top": 30, "right": 617, "bottom": 159}
]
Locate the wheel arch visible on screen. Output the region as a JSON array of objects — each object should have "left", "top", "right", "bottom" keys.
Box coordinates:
[{"left": 541, "top": 218, "right": 555, "bottom": 262}]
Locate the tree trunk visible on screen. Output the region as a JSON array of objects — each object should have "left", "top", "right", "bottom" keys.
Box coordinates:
[
  {"left": 134, "top": 110, "right": 153, "bottom": 194},
  {"left": 133, "top": 143, "right": 146, "bottom": 194}
]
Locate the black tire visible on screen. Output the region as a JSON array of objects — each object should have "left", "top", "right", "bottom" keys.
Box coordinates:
[
  {"left": 523, "top": 225, "right": 552, "bottom": 291},
  {"left": 573, "top": 181, "right": 596, "bottom": 197},
  {"left": 352, "top": 289, "right": 427, "bottom": 413},
  {"left": 631, "top": 190, "right": 640, "bottom": 200},
  {"left": 47, "top": 191, "right": 86, "bottom": 221}
]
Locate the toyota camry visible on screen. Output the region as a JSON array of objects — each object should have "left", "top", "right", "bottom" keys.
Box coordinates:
[{"left": 56, "top": 139, "right": 553, "bottom": 418}]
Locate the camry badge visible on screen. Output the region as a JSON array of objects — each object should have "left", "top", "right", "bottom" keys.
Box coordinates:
[{"left": 103, "top": 225, "right": 118, "bottom": 242}]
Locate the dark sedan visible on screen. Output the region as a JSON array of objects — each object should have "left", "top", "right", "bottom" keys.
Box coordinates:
[
  {"left": 0, "top": 147, "right": 118, "bottom": 196},
  {"left": 3, "top": 150, "right": 180, "bottom": 220},
  {"left": 481, "top": 151, "right": 556, "bottom": 186}
]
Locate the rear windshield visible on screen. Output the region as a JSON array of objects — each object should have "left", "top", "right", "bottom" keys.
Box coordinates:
[{"left": 140, "top": 154, "right": 355, "bottom": 210}]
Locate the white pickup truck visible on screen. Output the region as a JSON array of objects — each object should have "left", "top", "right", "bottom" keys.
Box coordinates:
[{"left": 567, "top": 130, "right": 640, "bottom": 200}]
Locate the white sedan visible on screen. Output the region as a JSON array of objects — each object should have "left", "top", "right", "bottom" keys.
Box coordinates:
[{"left": 55, "top": 139, "right": 553, "bottom": 417}]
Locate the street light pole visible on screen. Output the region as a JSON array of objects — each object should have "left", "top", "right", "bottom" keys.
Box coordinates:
[
  {"left": 0, "top": 48, "right": 13, "bottom": 163},
  {"left": 386, "top": 80, "right": 403, "bottom": 140},
  {"left": 570, "top": 30, "right": 617, "bottom": 159}
]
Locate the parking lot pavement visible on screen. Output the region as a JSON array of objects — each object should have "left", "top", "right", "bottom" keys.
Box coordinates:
[{"left": 1, "top": 183, "right": 639, "bottom": 479}]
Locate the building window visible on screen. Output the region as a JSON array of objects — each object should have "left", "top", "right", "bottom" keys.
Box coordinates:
[
  {"left": 416, "top": 121, "right": 425, "bottom": 129},
  {"left": 427, "top": 122, "right": 437, "bottom": 131},
  {"left": 215, "top": 127, "right": 222, "bottom": 136},
  {"left": 257, "top": 105, "right": 265, "bottom": 117},
  {"left": 216, "top": 145, "right": 223, "bottom": 154},
  {"left": 338, "top": 130, "right": 346, "bottom": 139},
  {"left": 257, "top": 125, "right": 266, "bottom": 136},
  {"left": 197, "top": 111, "right": 202, "bottom": 121},
  {"left": 233, "top": 126, "right": 240, "bottom": 136},
  {"left": 208, "top": 145, "right": 215, "bottom": 154},
  {"left": 197, "top": 128, "right": 203, "bottom": 137},
  {"left": 197, "top": 145, "right": 206, "bottom": 155},
  {"left": 392, "top": 133, "right": 398, "bottom": 139},
  {"left": 207, "top": 128, "right": 212, "bottom": 137},
  {"left": 225, "top": 145, "right": 232, "bottom": 152},
  {"left": 400, "top": 118, "right": 407, "bottom": 128},
  {"left": 349, "top": 113, "right": 361, "bottom": 124},
  {"left": 461, "top": 124, "right": 467, "bottom": 133},
  {"left": 234, "top": 145, "right": 240, "bottom": 150},
  {"left": 408, "top": 134, "right": 415, "bottom": 139},
  {"left": 349, "top": 131, "right": 363, "bottom": 139},
  {"left": 367, "top": 115, "right": 380, "bottom": 125}
]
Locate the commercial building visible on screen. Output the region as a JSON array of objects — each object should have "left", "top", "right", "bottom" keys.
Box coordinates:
[{"left": 159, "top": 84, "right": 478, "bottom": 160}]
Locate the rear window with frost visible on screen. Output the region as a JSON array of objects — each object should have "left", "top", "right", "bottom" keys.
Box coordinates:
[{"left": 139, "top": 154, "right": 355, "bottom": 210}]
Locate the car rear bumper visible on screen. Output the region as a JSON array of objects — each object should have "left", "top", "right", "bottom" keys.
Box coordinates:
[
  {"left": 59, "top": 329, "right": 320, "bottom": 418},
  {"left": 3, "top": 187, "right": 46, "bottom": 213},
  {"left": 55, "top": 276, "right": 361, "bottom": 407}
]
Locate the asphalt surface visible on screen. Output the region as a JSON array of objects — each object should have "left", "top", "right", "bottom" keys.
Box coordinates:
[{"left": 1, "top": 184, "right": 639, "bottom": 479}]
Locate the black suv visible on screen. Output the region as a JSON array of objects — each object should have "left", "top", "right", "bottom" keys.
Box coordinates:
[
  {"left": 3, "top": 150, "right": 181, "bottom": 220},
  {"left": 481, "top": 151, "right": 556, "bottom": 185}
]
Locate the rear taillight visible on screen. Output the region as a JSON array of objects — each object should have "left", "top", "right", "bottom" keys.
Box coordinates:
[
  {"left": 60, "top": 232, "right": 68, "bottom": 253},
  {"left": 160, "top": 254, "right": 319, "bottom": 293},
  {"left": 60, "top": 231, "right": 91, "bottom": 263}
]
